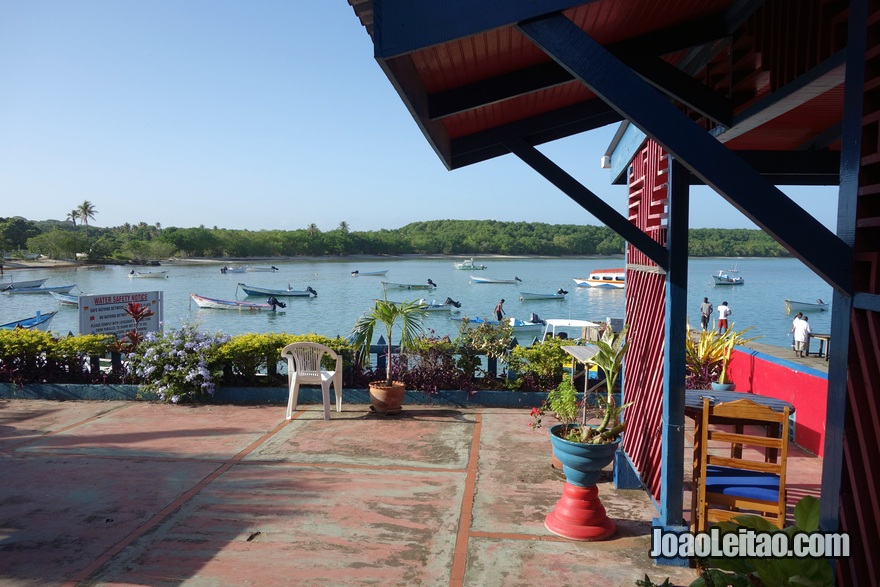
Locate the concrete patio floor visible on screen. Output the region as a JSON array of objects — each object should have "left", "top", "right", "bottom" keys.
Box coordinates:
[{"left": 0, "top": 399, "right": 822, "bottom": 586}]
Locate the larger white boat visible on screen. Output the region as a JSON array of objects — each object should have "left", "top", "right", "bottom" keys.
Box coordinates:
[
  {"left": 712, "top": 269, "right": 744, "bottom": 285},
  {"left": 4, "top": 284, "right": 77, "bottom": 295},
  {"left": 453, "top": 258, "right": 487, "bottom": 270},
  {"left": 572, "top": 268, "right": 625, "bottom": 289},
  {"left": 0, "top": 277, "right": 48, "bottom": 291},
  {"left": 519, "top": 289, "right": 568, "bottom": 300},
  {"left": 237, "top": 283, "right": 317, "bottom": 297},
  {"left": 784, "top": 299, "right": 829, "bottom": 313},
  {"left": 190, "top": 293, "right": 286, "bottom": 311}
]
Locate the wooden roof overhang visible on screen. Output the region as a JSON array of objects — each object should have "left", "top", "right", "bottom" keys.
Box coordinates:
[{"left": 348, "top": 0, "right": 852, "bottom": 291}]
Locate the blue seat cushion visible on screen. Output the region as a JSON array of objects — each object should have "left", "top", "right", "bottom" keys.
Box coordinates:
[{"left": 705, "top": 465, "right": 781, "bottom": 502}]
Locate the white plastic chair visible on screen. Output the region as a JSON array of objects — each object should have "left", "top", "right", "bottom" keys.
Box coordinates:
[{"left": 280, "top": 342, "right": 342, "bottom": 420}]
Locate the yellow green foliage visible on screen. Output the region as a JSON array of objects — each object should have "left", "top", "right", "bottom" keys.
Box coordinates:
[
  {"left": 215, "top": 332, "right": 354, "bottom": 383},
  {"left": 50, "top": 334, "right": 114, "bottom": 360},
  {"left": 0, "top": 329, "right": 55, "bottom": 360}
]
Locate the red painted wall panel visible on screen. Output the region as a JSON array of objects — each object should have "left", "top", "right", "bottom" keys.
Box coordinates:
[{"left": 726, "top": 349, "right": 828, "bottom": 456}]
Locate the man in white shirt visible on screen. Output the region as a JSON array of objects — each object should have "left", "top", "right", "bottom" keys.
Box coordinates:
[
  {"left": 717, "top": 301, "right": 731, "bottom": 333},
  {"left": 792, "top": 314, "right": 812, "bottom": 357}
]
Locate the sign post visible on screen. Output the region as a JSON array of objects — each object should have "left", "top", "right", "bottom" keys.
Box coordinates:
[{"left": 77, "top": 291, "right": 163, "bottom": 339}]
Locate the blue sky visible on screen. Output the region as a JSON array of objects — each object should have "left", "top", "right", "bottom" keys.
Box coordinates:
[{"left": 0, "top": 2, "right": 837, "bottom": 233}]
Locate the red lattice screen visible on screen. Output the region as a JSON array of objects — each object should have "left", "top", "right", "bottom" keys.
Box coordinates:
[{"left": 622, "top": 140, "right": 668, "bottom": 501}]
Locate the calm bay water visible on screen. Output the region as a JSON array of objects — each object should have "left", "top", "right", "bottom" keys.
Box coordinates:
[{"left": 0, "top": 257, "right": 832, "bottom": 349}]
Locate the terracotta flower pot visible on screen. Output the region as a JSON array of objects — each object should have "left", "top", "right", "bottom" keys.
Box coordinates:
[{"left": 368, "top": 381, "right": 406, "bottom": 415}]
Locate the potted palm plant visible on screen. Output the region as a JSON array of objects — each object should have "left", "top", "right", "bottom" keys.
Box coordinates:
[
  {"left": 545, "top": 325, "right": 631, "bottom": 541},
  {"left": 349, "top": 297, "right": 427, "bottom": 415},
  {"left": 685, "top": 323, "right": 756, "bottom": 390}
]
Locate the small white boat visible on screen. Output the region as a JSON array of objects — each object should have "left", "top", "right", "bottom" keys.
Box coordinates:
[
  {"left": 572, "top": 268, "right": 625, "bottom": 289},
  {"left": 237, "top": 283, "right": 317, "bottom": 297},
  {"left": 50, "top": 291, "right": 80, "bottom": 306},
  {"left": 246, "top": 266, "right": 279, "bottom": 272},
  {"left": 0, "top": 277, "right": 48, "bottom": 291},
  {"left": 453, "top": 258, "right": 487, "bottom": 270},
  {"left": 220, "top": 266, "right": 248, "bottom": 274},
  {"left": 4, "top": 284, "right": 77, "bottom": 294},
  {"left": 128, "top": 270, "right": 169, "bottom": 278},
  {"left": 351, "top": 269, "right": 389, "bottom": 277},
  {"left": 519, "top": 289, "right": 568, "bottom": 300},
  {"left": 190, "top": 293, "right": 286, "bottom": 311},
  {"left": 784, "top": 299, "right": 829, "bottom": 313},
  {"left": 712, "top": 269, "right": 744, "bottom": 286},
  {"left": 381, "top": 279, "right": 437, "bottom": 290},
  {"left": 0, "top": 310, "right": 57, "bottom": 331},
  {"left": 470, "top": 275, "right": 522, "bottom": 284},
  {"left": 420, "top": 297, "right": 461, "bottom": 312}
]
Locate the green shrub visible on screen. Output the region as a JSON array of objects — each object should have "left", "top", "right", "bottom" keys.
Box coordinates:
[{"left": 507, "top": 337, "right": 571, "bottom": 390}]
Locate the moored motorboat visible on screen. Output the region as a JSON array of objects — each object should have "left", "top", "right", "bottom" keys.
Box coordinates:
[
  {"left": 519, "top": 289, "right": 568, "bottom": 300},
  {"left": 220, "top": 266, "right": 248, "bottom": 274},
  {"left": 0, "top": 310, "right": 57, "bottom": 331},
  {"left": 245, "top": 266, "right": 279, "bottom": 272},
  {"left": 351, "top": 269, "right": 389, "bottom": 276},
  {"left": 190, "top": 293, "right": 286, "bottom": 311},
  {"left": 381, "top": 279, "right": 437, "bottom": 290},
  {"left": 4, "top": 284, "right": 77, "bottom": 294},
  {"left": 572, "top": 268, "right": 625, "bottom": 288},
  {"left": 0, "top": 277, "right": 48, "bottom": 291},
  {"left": 712, "top": 269, "right": 744, "bottom": 285},
  {"left": 453, "top": 258, "right": 487, "bottom": 270},
  {"left": 784, "top": 298, "right": 829, "bottom": 313},
  {"left": 128, "top": 270, "right": 169, "bottom": 278},
  {"left": 470, "top": 275, "right": 522, "bottom": 284},
  {"left": 237, "top": 283, "right": 317, "bottom": 297},
  {"left": 50, "top": 291, "right": 80, "bottom": 306},
  {"left": 419, "top": 297, "right": 461, "bottom": 312}
]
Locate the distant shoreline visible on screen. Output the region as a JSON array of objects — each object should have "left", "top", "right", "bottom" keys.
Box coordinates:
[{"left": 2, "top": 253, "right": 627, "bottom": 271}]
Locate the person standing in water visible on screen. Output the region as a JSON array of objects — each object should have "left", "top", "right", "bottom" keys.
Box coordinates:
[
  {"left": 494, "top": 299, "right": 506, "bottom": 321},
  {"left": 717, "top": 301, "right": 731, "bottom": 334}
]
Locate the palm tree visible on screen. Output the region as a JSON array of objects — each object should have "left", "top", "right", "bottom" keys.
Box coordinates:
[
  {"left": 307, "top": 223, "right": 319, "bottom": 237},
  {"left": 66, "top": 210, "right": 78, "bottom": 228},
  {"left": 338, "top": 221, "right": 349, "bottom": 234},
  {"left": 77, "top": 200, "right": 97, "bottom": 237}
]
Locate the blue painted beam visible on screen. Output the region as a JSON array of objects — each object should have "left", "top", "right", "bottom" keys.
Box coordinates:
[
  {"left": 504, "top": 137, "right": 669, "bottom": 269},
  {"left": 373, "top": 0, "right": 596, "bottom": 59},
  {"left": 609, "top": 123, "right": 646, "bottom": 184},
  {"left": 820, "top": 0, "right": 865, "bottom": 548},
  {"left": 518, "top": 14, "right": 852, "bottom": 294},
  {"left": 659, "top": 157, "right": 689, "bottom": 542}
]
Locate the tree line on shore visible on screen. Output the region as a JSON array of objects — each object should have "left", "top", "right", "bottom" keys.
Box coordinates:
[{"left": 0, "top": 216, "right": 788, "bottom": 261}]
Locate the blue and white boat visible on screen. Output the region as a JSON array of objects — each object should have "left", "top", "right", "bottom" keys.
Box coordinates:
[
  {"left": 237, "top": 283, "right": 317, "bottom": 297},
  {"left": 0, "top": 277, "right": 48, "bottom": 291},
  {"left": 470, "top": 275, "right": 522, "bottom": 284},
  {"left": 0, "top": 310, "right": 57, "bottom": 331},
  {"left": 50, "top": 291, "right": 80, "bottom": 306}
]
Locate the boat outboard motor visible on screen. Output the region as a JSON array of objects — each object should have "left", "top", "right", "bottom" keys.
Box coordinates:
[
  {"left": 556, "top": 288, "right": 569, "bottom": 295},
  {"left": 427, "top": 279, "right": 437, "bottom": 287},
  {"left": 267, "top": 296, "right": 287, "bottom": 310},
  {"left": 443, "top": 297, "right": 462, "bottom": 308},
  {"left": 529, "top": 312, "right": 546, "bottom": 325},
  {"left": 515, "top": 276, "right": 522, "bottom": 282},
  {"left": 271, "top": 266, "right": 279, "bottom": 271},
  {"left": 306, "top": 286, "right": 317, "bottom": 296},
  {"left": 351, "top": 270, "right": 359, "bottom": 276}
]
